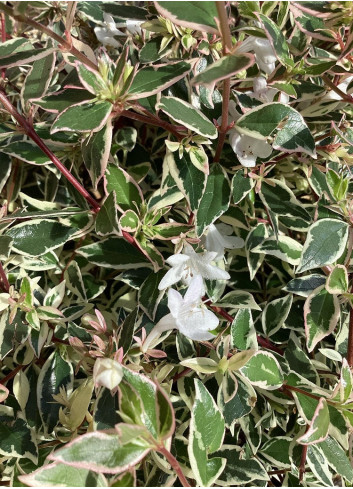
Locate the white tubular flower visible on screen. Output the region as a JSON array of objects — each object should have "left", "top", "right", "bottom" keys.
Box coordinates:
[
  {"left": 251, "top": 76, "right": 289, "bottom": 104},
  {"left": 326, "top": 75, "right": 353, "bottom": 100},
  {"left": 143, "top": 275, "right": 219, "bottom": 351},
  {"left": 228, "top": 101, "right": 272, "bottom": 167},
  {"left": 158, "top": 243, "right": 230, "bottom": 291},
  {"left": 237, "top": 37, "right": 277, "bottom": 74},
  {"left": 203, "top": 223, "right": 244, "bottom": 261},
  {"left": 94, "top": 14, "right": 143, "bottom": 48},
  {"left": 93, "top": 358, "right": 123, "bottom": 391}
]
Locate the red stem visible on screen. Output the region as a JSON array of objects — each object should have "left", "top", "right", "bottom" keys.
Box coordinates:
[
  {"left": 121, "top": 110, "right": 184, "bottom": 141},
  {"left": 0, "top": 89, "right": 100, "bottom": 212},
  {"left": 157, "top": 445, "right": 190, "bottom": 487},
  {"left": 0, "top": 262, "right": 10, "bottom": 293},
  {"left": 0, "top": 364, "right": 23, "bottom": 384},
  {"left": 1, "top": 12, "right": 6, "bottom": 79},
  {"left": 347, "top": 284, "right": 353, "bottom": 367}
]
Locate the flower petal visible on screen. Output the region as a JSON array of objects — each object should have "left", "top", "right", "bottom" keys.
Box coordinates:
[
  {"left": 184, "top": 275, "right": 204, "bottom": 305},
  {"left": 158, "top": 265, "right": 184, "bottom": 290},
  {"left": 168, "top": 288, "right": 183, "bottom": 317},
  {"left": 177, "top": 309, "right": 218, "bottom": 341},
  {"left": 142, "top": 313, "right": 176, "bottom": 352}
]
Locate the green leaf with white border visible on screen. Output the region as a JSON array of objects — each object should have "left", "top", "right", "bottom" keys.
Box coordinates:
[
  {"left": 297, "top": 219, "right": 349, "bottom": 273},
  {"left": 0, "top": 37, "right": 30, "bottom": 57},
  {"left": 49, "top": 427, "right": 152, "bottom": 474},
  {"left": 138, "top": 270, "right": 165, "bottom": 320},
  {"left": 76, "top": 61, "right": 106, "bottom": 95},
  {"left": 0, "top": 418, "right": 37, "bottom": 463},
  {"left": 240, "top": 351, "right": 284, "bottom": 390},
  {"left": 257, "top": 13, "right": 293, "bottom": 68},
  {"left": 166, "top": 149, "right": 207, "bottom": 212},
  {"left": 22, "top": 51, "right": 56, "bottom": 102},
  {"left": 157, "top": 96, "right": 217, "bottom": 139},
  {"left": 188, "top": 379, "right": 226, "bottom": 487},
  {"left": 19, "top": 462, "right": 108, "bottom": 487},
  {"left": 82, "top": 118, "right": 113, "bottom": 190},
  {"left": 217, "top": 290, "right": 261, "bottom": 311},
  {"left": 196, "top": 163, "right": 231, "bottom": 237},
  {"left": 262, "top": 294, "right": 292, "bottom": 337},
  {"left": 0, "top": 47, "right": 56, "bottom": 69},
  {"left": 283, "top": 274, "right": 326, "bottom": 297},
  {"left": 6, "top": 219, "right": 76, "bottom": 257},
  {"left": 297, "top": 397, "right": 330, "bottom": 445},
  {"left": 214, "top": 445, "right": 269, "bottom": 486},
  {"left": 245, "top": 223, "right": 268, "bottom": 281},
  {"left": 236, "top": 103, "right": 316, "bottom": 157},
  {"left": 306, "top": 444, "right": 333, "bottom": 486},
  {"left": 155, "top": 1, "right": 219, "bottom": 33},
  {"left": 64, "top": 261, "right": 87, "bottom": 301},
  {"left": 304, "top": 285, "right": 340, "bottom": 352},
  {"left": 77, "top": 237, "right": 150, "bottom": 269},
  {"left": 34, "top": 88, "right": 95, "bottom": 113},
  {"left": 260, "top": 437, "right": 291, "bottom": 469},
  {"left": 105, "top": 164, "right": 143, "bottom": 213},
  {"left": 231, "top": 309, "right": 257, "bottom": 350},
  {"left": 325, "top": 264, "right": 348, "bottom": 294},
  {"left": 1, "top": 141, "right": 52, "bottom": 165},
  {"left": 128, "top": 61, "right": 192, "bottom": 99},
  {"left": 51, "top": 100, "right": 112, "bottom": 133},
  {"left": 192, "top": 53, "right": 255, "bottom": 88},
  {"left": 252, "top": 236, "right": 303, "bottom": 265}
]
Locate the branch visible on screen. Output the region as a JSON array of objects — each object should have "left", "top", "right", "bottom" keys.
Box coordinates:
[
  {"left": 0, "top": 2, "right": 98, "bottom": 72},
  {"left": 0, "top": 89, "right": 101, "bottom": 212},
  {"left": 0, "top": 262, "right": 10, "bottom": 293},
  {"left": 322, "top": 74, "right": 353, "bottom": 104},
  {"left": 347, "top": 284, "right": 353, "bottom": 367},
  {"left": 121, "top": 110, "right": 185, "bottom": 141},
  {"left": 213, "top": 2, "right": 233, "bottom": 163},
  {"left": 157, "top": 445, "right": 190, "bottom": 487}
]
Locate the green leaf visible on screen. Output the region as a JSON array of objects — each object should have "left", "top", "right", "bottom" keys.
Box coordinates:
[
  {"left": 82, "top": 119, "right": 113, "bottom": 190},
  {"left": 49, "top": 428, "right": 152, "bottom": 474},
  {"left": 231, "top": 309, "right": 257, "bottom": 350},
  {"left": 252, "top": 235, "right": 303, "bottom": 265},
  {"left": 326, "top": 264, "right": 348, "bottom": 294},
  {"left": 6, "top": 219, "right": 76, "bottom": 256},
  {"left": 128, "top": 61, "right": 192, "bottom": 99},
  {"left": 155, "top": 382, "right": 175, "bottom": 441},
  {"left": 261, "top": 437, "right": 291, "bottom": 468},
  {"left": 217, "top": 290, "right": 261, "bottom": 311},
  {"left": 166, "top": 150, "right": 207, "bottom": 212},
  {"left": 1, "top": 141, "right": 51, "bottom": 165},
  {"left": 245, "top": 223, "right": 268, "bottom": 281},
  {"left": 37, "top": 349, "right": 73, "bottom": 434},
  {"left": 306, "top": 444, "right": 333, "bottom": 486},
  {"left": 188, "top": 379, "right": 226, "bottom": 486},
  {"left": 298, "top": 397, "right": 330, "bottom": 444},
  {"left": 76, "top": 62, "right": 106, "bottom": 95},
  {"left": 77, "top": 237, "right": 150, "bottom": 269},
  {"left": 257, "top": 13, "right": 293, "bottom": 67},
  {"left": 319, "top": 436, "right": 353, "bottom": 482},
  {"left": 215, "top": 446, "right": 269, "bottom": 485},
  {"left": 105, "top": 164, "right": 143, "bottom": 213},
  {"left": 304, "top": 285, "right": 340, "bottom": 352},
  {"left": 232, "top": 170, "right": 254, "bottom": 204},
  {"left": 19, "top": 462, "right": 108, "bottom": 487},
  {"left": 138, "top": 270, "right": 165, "bottom": 320},
  {"left": 117, "top": 307, "right": 138, "bottom": 355},
  {"left": 193, "top": 53, "right": 255, "bottom": 87},
  {"left": 95, "top": 192, "right": 120, "bottom": 237},
  {"left": 64, "top": 261, "right": 87, "bottom": 301},
  {"left": 22, "top": 52, "right": 56, "bottom": 102},
  {"left": 0, "top": 418, "right": 37, "bottom": 463},
  {"left": 218, "top": 374, "right": 257, "bottom": 427},
  {"left": 196, "top": 163, "right": 230, "bottom": 237},
  {"left": 157, "top": 96, "right": 217, "bottom": 139},
  {"left": 284, "top": 274, "right": 326, "bottom": 297},
  {"left": 236, "top": 103, "right": 316, "bottom": 157},
  {"left": 297, "top": 218, "right": 349, "bottom": 273},
  {"left": 155, "top": 1, "right": 219, "bottom": 33},
  {"left": 51, "top": 101, "right": 112, "bottom": 133},
  {"left": 262, "top": 294, "right": 292, "bottom": 337},
  {"left": 240, "top": 351, "right": 284, "bottom": 389},
  {"left": 34, "top": 88, "right": 95, "bottom": 113},
  {"left": 0, "top": 37, "right": 30, "bottom": 57}
]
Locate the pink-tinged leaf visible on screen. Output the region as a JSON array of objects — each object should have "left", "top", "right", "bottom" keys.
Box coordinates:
[
  {"left": 0, "top": 47, "right": 57, "bottom": 69},
  {"left": 48, "top": 429, "right": 152, "bottom": 473},
  {"left": 127, "top": 60, "right": 193, "bottom": 99},
  {"left": 0, "top": 384, "right": 9, "bottom": 403},
  {"left": 297, "top": 397, "right": 330, "bottom": 445},
  {"left": 155, "top": 381, "right": 175, "bottom": 441},
  {"left": 155, "top": 2, "right": 219, "bottom": 34},
  {"left": 75, "top": 61, "right": 106, "bottom": 95},
  {"left": 289, "top": 5, "right": 336, "bottom": 41},
  {"left": 34, "top": 87, "right": 96, "bottom": 113},
  {"left": 291, "top": 1, "right": 331, "bottom": 18}
]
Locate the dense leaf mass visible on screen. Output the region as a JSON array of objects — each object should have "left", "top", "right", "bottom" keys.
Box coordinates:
[{"left": 0, "top": 1, "right": 353, "bottom": 487}]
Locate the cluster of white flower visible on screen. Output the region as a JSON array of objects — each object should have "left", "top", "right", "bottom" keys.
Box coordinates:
[
  {"left": 94, "top": 13, "right": 143, "bottom": 48},
  {"left": 143, "top": 224, "right": 244, "bottom": 351}
]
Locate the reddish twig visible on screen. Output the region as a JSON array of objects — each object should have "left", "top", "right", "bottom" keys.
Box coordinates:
[
  {"left": 299, "top": 444, "right": 308, "bottom": 483},
  {"left": 0, "top": 364, "right": 23, "bottom": 384},
  {"left": 213, "top": 2, "right": 232, "bottom": 163},
  {"left": 121, "top": 110, "right": 184, "bottom": 141},
  {"left": 347, "top": 284, "right": 353, "bottom": 367},
  {"left": 1, "top": 12, "right": 6, "bottom": 79},
  {"left": 0, "top": 262, "right": 10, "bottom": 293},
  {"left": 157, "top": 445, "right": 190, "bottom": 487},
  {"left": 0, "top": 2, "right": 98, "bottom": 72},
  {"left": 0, "top": 89, "right": 100, "bottom": 212},
  {"left": 322, "top": 74, "right": 353, "bottom": 104}
]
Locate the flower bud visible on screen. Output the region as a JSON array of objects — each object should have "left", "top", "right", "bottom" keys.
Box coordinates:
[{"left": 93, "top": 358, "right": 123, "bottom": 391}]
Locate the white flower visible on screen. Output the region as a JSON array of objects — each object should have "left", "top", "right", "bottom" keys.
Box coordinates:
[
  {"left": 93, "top": 358, "right": 123, "bottom": 391},
  {"left": 94, "top": 14, "right": 143, "bottom": 48},
  {"left": 203, "top": 223, "right": 244, "bottom": 260},
  {"left": 143, "top": 275, "right": 219, "bottom": 351},
  {"left": 228, "top": 100, "right": 272, "bottom": 167},
  {"left": 237, "top": 37, "right": 277, "bottom": 74},
  {"left": 251, "top": 76, "right": 289, "bottom": 104},
  {"left": 158, "top": 243, "right": 230, "bottom": 291}
]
